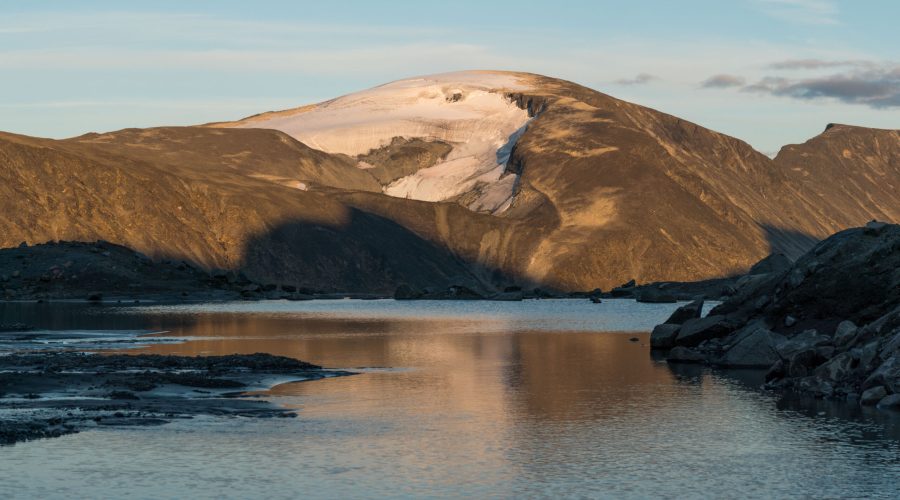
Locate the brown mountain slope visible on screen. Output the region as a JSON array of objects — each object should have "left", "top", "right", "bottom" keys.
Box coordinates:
[
  {"left": 1, "top": 71, "right": 897, "bottom": 292},
  {"left": 0, "top": 131, "right": 490, "bottom": 294},
  {"left": 62, "top": 127, "right": 381, "bottom": 192},
  {"left": 775, "top": 124, "right": 900, "bottom": 233}
]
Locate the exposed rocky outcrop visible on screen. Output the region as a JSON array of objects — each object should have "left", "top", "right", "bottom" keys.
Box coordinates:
[
  {"left": 356, "top": 136, "right": 453, "bottom": 185},
  {"left": 651, "top": 222, "right": 900, "bottom": 409},
  {"left": 0, "top": 352, "right": 352, "bottom": 445}
]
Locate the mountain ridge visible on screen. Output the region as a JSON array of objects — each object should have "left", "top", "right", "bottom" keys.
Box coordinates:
[{"left": 1, "top": 71, "right": 897, "bottom": 292}]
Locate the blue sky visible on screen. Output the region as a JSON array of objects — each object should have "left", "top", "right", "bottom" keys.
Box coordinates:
[{"left": 1, "top": 0, "right": 897, "bottom": 153}]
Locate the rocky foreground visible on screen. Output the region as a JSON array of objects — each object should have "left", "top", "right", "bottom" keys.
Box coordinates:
[
  {"left": 651, "top": 221, "right": 900, "bottom": 410},
  {"left": 0, "top": 351, "right": 352, "bottom": 445}
]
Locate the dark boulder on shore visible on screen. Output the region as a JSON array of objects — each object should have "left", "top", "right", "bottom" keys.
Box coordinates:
[
  {"left": 664, "top": 299, "right": 704, "bottom": 325},
  {"left": 651, "top": 221, "right": 900, "bottom": 407}
]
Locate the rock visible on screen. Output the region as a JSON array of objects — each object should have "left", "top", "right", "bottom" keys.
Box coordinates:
[
  {"left": 864, "top": 220, "right": 888, "bottom": 236},
  {"left": 765, "top": 359, "right": 785, "bottom": 382},
  {"left": 629, "top": 337, "right": 639, "bottom": 342},
  {"left": 636, "top": 289, "right": 677, "bottom": 303},
  {"left": 650, "top": 324, "right": 681, "bottom": 349},
  {"left": 11, "top": 271, "right": 20, "bottom": 278},
  {"left": 833, "top": 320, "right": 858, "bottom": 347},
  {"left": 784, "top": 315, "right": 797, "bottom": 327},
  {"left": 610, "top": 287, "right": 635, "bottom": 298},
  {"left": 664, "top": 299, "right": 704, "bottom": 325},
  {"left": 814, "top": 352, "right": 855, "bottom": 383},
  {"left": 876, "top": 394, "right": 900, "bottom": 410},
  {"left": 666, "top": 346, "right": 706, "bottom": 364},
  {"left": 589, "top": 296, "right": 603, "bottom": 304},
  {"left": 716, "top": 327, "right": 786, "bottom": 368},
  {"left": 863, "top": 355, "right": 900, "bottom": 393},
  {"left": 621, "top": 279, "right": 636, "bottom": 288},
  {"left": 107, "top": 390, "right": 140, "bottom": 400},
  {"left": 860, "top": 386, "right": 887, "bottom": 406},
  {"left": 18, "top": 241, "right": 28, "bottom": 248},
  {"left": 775, "top": 329, "right": 831, "bottom": 360},
  {"left": 748, "top": 253, "right": 792, "bottom": 275},
  {"left": 674, "top": 315, "right": 736, "bottom": 347},
  {"left": 241, "top": 284, "right": 261, "bottom": 293},
  {"left": 87, "top": 292, "right": 102, "bottom": 302}
]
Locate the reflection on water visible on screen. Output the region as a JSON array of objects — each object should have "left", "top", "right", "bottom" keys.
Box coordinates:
[{"left": 1, "top": 300, "right": 898, "bottom": 498}]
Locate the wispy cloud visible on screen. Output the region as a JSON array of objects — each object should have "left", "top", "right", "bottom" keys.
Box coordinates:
[
  {"left": 701, "top": 74, "right": 747, "bottom": 88},
  {"left": 753, "top": 0, "right": 840, "bottom": 25},
  {"left": 743, "top": 63, "right": 900, "bottom": 108},
  {"left": 615, "top": 73, "right": 659, "bottom": 85}
]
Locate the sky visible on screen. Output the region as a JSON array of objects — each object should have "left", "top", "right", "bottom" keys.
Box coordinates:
[{"left": 1, "top": 0, "right": 897, "bottom": 154}]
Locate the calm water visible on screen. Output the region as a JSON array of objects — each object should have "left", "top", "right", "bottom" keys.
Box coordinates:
[{"left": 1, "top": 299, "right": 899, "bottom": 499}]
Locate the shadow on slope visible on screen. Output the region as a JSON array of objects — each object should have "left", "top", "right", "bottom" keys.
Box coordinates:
[
  {"left": 761, "top": 224, "right": 821, "bottom": 261},
  {"left": 237, "top": 208, "right": 509, "bottom": 295}
]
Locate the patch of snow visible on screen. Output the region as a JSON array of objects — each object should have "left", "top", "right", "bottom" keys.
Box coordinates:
[{"left": 233, "top": 71, "right": 534, "bottom": 213}]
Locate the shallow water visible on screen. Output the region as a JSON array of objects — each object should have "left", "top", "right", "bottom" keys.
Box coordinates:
[{"left": 1, "top": 299, "right": 899, "bottom": 499}]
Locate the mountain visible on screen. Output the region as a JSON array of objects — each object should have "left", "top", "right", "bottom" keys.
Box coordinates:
[{"left": 1, "top": 71, "right": 897, "bottom": 293}]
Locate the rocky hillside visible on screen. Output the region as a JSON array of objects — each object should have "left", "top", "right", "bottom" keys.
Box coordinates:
[
  {"left": 651, "top": 221, "right": 900, "bottom": 409},
  {"left": 1, "top": 71, "right": 898, "bottom": 292}
]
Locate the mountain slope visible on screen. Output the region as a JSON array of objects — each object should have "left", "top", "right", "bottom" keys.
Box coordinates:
[{"left": 1, "top": 71, "right": 897, "bottom": 292}]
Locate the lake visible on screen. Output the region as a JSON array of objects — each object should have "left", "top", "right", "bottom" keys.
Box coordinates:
[{"left": 1, "top": 299, "right": 899, "bottom": 499}]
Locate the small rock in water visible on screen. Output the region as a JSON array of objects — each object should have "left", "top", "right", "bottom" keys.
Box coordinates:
[{"left": 784, "top": 315, "right": 797, "bottom": 327}]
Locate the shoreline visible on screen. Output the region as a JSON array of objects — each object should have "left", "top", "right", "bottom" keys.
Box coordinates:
[{"left": 0, "top": 350, "right": 354, "bottom": 445}]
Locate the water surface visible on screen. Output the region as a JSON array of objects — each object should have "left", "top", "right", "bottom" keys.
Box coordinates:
[{"left": 1, "top": 299, "right": 898, "bottom": 498}]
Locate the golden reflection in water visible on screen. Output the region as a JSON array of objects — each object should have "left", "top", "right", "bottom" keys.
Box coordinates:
[{"left": 138, "top": 313, "right": 682, "bottom": 429}]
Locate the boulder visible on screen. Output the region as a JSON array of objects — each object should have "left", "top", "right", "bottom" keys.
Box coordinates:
[
  {"left": 650, "top": 324, "right": 681, "bottom": 349},
  {"left": 674, "top": 315, "right": 736, "bottom": 347},
  {"left": 814, "top": 352, "right": 856, "bottom": 384},
  {"left": 876, "top": 394, "right": 900, "bottom": 410},
  {"left": 636, "top": 289, "right": 677, "bottom": 303},
  {"left": 775, "top": 330, "right": 831, "bottom": 360},
  {"left": 784, "top": 315, "right": 797, "bottom": 327},
  {"left": 863, "top": 355, "right": 900, "bottom": 393},
  {"left": 666, "top": 346, "right": 706, "bottom": 364},
  {"left": 716, "top": 327, "right": 786, "bottom": 368},
  {"left": 664, "top": 299, "right": 704, "bottom": 325},
  {"left": 860, "top": 386, "right": 887, "bottom": 406},
  {"left": 864, "top": 220, "right": 888, "bottom": 236},
  {"left": 833, "top": 320, "right": 858, "bottom": 347}
]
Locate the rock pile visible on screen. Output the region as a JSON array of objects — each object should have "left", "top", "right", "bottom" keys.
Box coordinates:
[{"left": 651, "top": 221, "right": 900, "bottom": 409}]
